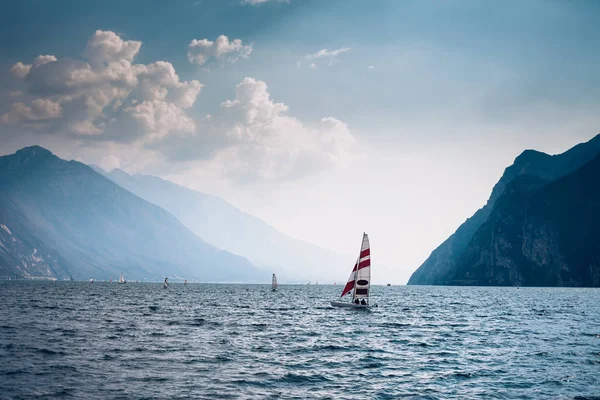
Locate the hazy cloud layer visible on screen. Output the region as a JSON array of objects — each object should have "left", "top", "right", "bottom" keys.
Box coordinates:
[
  {"left": 187, "top": 35, "right": 252, "bottom": 66},
  {"left": 159, "top": 77, "right": 356, "bottom": 182}
]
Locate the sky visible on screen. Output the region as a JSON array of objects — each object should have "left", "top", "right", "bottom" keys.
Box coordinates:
[{"left": 1, "top": 0, "right": 599, "bottom": 283}]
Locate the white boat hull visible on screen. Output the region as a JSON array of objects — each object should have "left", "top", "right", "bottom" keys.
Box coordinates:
[{"left": 331, "top": 301, "right": 375, "bottom": 309}]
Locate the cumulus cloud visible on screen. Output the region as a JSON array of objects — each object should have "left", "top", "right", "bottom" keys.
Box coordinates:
[
  {"left": 0, "top": 99, "right": 62, "bottom": 124},
  {"left": 1, "top": 30, "right": 202, "bottom": 143},
  {"left": 1, "top": 30, "right": 354, "bottom": 184},
  {"left": 176, "top": 77, "right": 356, "bottom": 182},
  {"left": 125, "top": 100, "right": 196, "bottom": 142},
  {"left": 10, "top": 62, "right": 32, "bottom": 78},
  {"left": 187, "top": 35, "right": 252, "bottom": 66},
  {"left": 34, "top": 55, "right": 57, "bottom": 66},
  {"left": 9, "top": 55, "right": 58, "bottom": 79},
  {"left": 83, "top": 30, "right": 141, "bottom": 64}
]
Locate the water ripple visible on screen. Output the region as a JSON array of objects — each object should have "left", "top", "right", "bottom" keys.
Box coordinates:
[{"left": 0, "top": 282, "right": 599, "bottom": 399}]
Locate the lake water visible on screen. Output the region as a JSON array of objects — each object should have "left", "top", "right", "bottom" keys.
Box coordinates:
[{"left": 0, "top": 282, "right": 599, "bottom": 399}]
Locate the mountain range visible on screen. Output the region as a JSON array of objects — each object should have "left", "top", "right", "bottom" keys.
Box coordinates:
[
  {"left": 0, "top": 146, "right": 257, "bottom": 282},
  {"left": 408, "top": 134, "right": 600, "bottom": 286},
  {"left": 95, "top": 167, "right": 353, "bottom": 283}
]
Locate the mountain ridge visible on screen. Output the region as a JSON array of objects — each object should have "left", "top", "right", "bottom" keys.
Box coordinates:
[
  {"left": 408, "top": 134, "right": 600, "bottom": 285},
  {"left": 0, "top": 146, "right": 258, "bottom": 281},
  {"left": 99, "top": 167, "right": 354, "bottom": 283},
  {"left": 444, "top": 153, "right": 600, "bottom": 286}
]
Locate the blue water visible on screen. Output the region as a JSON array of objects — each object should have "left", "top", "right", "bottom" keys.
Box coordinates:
[{"left": 0, "top": 282, "right": 599, "bottom": 399}]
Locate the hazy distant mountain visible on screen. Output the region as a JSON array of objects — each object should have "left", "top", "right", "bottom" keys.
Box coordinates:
[
  {"left": 408, "top": 134, "right": 600, "bottom": 285},
  {"left": 443, "top": 153, "right": 600, "bottom": 286},
  {"left": 0, "top": 146, "right": 258, "bottom": 281},
  {"left": 99, "top": 168, "right": 353, "bottom": 282}
]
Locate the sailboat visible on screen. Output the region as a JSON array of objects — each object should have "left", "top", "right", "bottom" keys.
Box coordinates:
[
  {"left": 163, "top": 277, "right": 169, "bottom": 289},
  {"left": 271, "top": 273, "right": 278, "bottom": 292},
  {"left": 331, "top": 232, "right": 376, "bottom": 309},
  {"left": 118, "top": 272, "right": 126, "bottom": 284}
]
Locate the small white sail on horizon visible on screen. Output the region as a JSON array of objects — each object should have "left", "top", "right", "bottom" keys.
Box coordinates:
[
  {"left": 118, "top": 272, "right": 126, "bottom": 284},
  {"left": 331, "top": 232, "right": 375, "bottom": 308},
  {"left": 271, "top": 273, "right": 278, "bottom": 291}
]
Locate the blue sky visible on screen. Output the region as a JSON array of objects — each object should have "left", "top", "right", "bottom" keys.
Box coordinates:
[{"left": 1, "top": 0, "right": 599, "bottom": 282}]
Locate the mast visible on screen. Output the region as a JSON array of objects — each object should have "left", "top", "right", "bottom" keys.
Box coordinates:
[{"left": 352, "top": 232, "right": 365, "bottom": 303}]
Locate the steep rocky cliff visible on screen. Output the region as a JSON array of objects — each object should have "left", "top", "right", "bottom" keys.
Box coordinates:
[
  {"left": 444, "top": 154, "right": 600, "bottom": 286},
  {"left": 408, "top": 134, "right": 600, "bottom": 285}
]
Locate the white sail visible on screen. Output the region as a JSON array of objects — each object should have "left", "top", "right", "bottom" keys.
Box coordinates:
[
  {"left": 119, "top": 272, "right": 125, "bottom": 283},
  {"left": 272, "top": 273, "right": 278, "bottom": 291},
  {"left": 353, "top": 233, "right": 371, "bottom": 301},
  {"left": 340, "top": 233, "right": 371, "bottom": 300},
  {"left": 331, "top": 232, "right": 375, "bottom": 308}
]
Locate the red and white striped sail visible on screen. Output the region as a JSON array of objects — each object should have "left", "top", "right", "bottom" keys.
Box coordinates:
[{"left": 340, "top": 233, "right": 371, "bottom": 298}]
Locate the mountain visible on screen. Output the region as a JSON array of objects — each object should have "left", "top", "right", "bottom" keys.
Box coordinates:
[
  {"left": 98, "top": 168, "right": 353, "bottom": 282},
  {"left": 408, "top": 134, "right": 600, "bottom": 285},
  {"left": 0, "top": 146, "right": 257, "bottom": 281},
  {"left": 443, "top": 153, "right": 600, "bottom": 286}
]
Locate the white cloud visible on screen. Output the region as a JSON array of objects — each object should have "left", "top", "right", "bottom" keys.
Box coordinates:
[
  {"left": 309, "top": 63, "right": 316, "bottom": 69},
  {"left": 125, "top": 100, "right": 196, "bottom": 142},
  {"left": 0, "top": 99, "right": 62, "bottom": 124},
  {"left": 187, "top": 35, "right": 252, "bottom": 66},
  {"left": 204, "top": 77, "right": 356, "bottom": 182},
  {"left": 241, "top": 0, "right": 288, "bottom": 5},
  {"left": 10, "top": 62, "right": 32, "bottom": 78},
  {"left": 1, "top": 30, "right": 354, "bottom": 184},
  {"left": 368, "top": 65, "right": 375, "bottom": 69},
  {"left": 33, "top": 55, "right": 57, "bottom": 66},
  {"left": 83, "top": 30, "right": 141, "bottom": 65},
  {"left": 305, "top": 47, "right": 351, "bottom": 61},
  {"left": 1, "top": 30, "right": 202, "bottom": 143}
]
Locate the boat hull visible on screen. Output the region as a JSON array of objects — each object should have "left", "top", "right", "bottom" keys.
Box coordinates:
[{"left": 331, "top": 301, "right": 375, "bottom": 309}]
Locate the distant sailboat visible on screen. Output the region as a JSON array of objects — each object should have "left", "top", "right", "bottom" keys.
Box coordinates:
[
  {"left": 184, "top": 279, "right": 188, "bottom": 286},
  {"left": 331, "top": 232, "right": 376, "bottom": 309},
  {"left": 89, "top": 278, "right": 94, "bottom": 284},
  {"left": 271, "top": 273, "right": 278, "bottom": 292},
  {"left": 163, "top": 277, "right": 169, "bottom": 289},
  {"left": 118, "top": 272, "right": 126, "bottom": 284}
]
